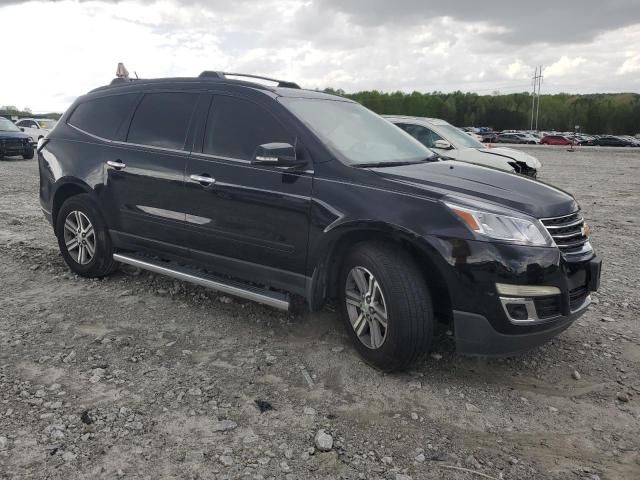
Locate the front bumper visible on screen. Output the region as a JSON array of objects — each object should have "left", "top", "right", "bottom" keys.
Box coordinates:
[
  {"left": 453, "top": 297, "right": 588, "bottom": 356},
  {"left": 422, "top": 236, "right": 601, "bottom": 355},
  {"left": 452, "top": 255, "right": 601, "bottom": 355},
  {"left": 0, "top": 142, "right": 30, "bottom": 157}
]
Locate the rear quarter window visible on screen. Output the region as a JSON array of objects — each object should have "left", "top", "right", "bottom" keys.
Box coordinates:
[{"left": 68, "top": 94, "right": 139, "bottom": 140}]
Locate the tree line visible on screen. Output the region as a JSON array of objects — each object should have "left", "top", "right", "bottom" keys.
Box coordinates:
[
  {"left": 0, "top": 106, "right": 61, "bottom": 121},
  {"left": 4, "top": 90, "right": 640, "bottom": 135},
  {"left": 325, "top": 89, "right": 640, "bottom": 135}
]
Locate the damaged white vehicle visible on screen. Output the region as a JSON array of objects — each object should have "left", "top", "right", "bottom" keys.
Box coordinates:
[{"left": 385, "top": 115, "right": 541, "bottom": 177}]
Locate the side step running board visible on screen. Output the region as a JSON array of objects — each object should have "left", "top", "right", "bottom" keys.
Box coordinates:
[{"left": 113, "top": 253, "right": 290, "bottom": 311}]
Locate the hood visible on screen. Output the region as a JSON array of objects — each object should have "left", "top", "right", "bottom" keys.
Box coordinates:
[
  {"left": 370, "top": 160, "right": 576, "bottom": 219},
  {"left": 477, "top": 147, "right": 542, "bottom": 169},
  {"left": 0, "top": 131, "right": 32, "bottom": 141}
]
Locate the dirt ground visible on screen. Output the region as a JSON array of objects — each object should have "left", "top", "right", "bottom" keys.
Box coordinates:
[{"left": 1, "top": 146, "right": 639, "bottom": 480}]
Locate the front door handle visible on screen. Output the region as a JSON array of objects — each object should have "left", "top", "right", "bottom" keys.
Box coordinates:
[
  {"left": 107, "top": 160, "right": 126, "bottom": 170},
  {"left": 189, "top": 174, "right": 216, "bottom": 186}
]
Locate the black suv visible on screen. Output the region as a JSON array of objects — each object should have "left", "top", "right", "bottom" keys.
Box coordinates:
[
  {"left": 38, "top": 72, "right": 601, "bottom": 371},
  {"left": 0, "top": 117, "right": 35, "bottom": 160}
]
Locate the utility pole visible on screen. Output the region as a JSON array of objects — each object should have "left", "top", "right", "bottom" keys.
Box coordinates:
[
  {"left": 530, "top": 66, "right": 538, "bottom": 131},
  {"left": 535, "top": 65, "right": 543, "bottom": 131},
  {"left": 530, "top": 66, "right": 543, "bottom": 131}
]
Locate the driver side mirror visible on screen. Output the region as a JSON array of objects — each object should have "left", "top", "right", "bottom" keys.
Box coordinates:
[
  {"left": 252, "top": 143, "right": 306, "bottom": 169},
  {"left": 19, "top": 127, "right": 24, "bottom": 132},
  {"left": 433, "top": 139, "right": 453, "bottom": 150}
]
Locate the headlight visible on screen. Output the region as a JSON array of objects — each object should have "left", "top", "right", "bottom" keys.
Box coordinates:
[{"left": 444, "top": 202, "right": 553, "bottom": 246}]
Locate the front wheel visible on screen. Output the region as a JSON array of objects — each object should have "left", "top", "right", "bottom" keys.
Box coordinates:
[
  {"left": 22, "top": 145, "right": 34, "bottom": 160},
  {"left": 338, "top": 242, "right": 434, "bottom": 371},
  {"left": 55, "top": 194, "right": 117, "bottom": 278}
]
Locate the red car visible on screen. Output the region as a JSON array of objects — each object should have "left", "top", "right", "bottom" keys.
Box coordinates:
[{"left": 540, "top": 134, "right": 574, "bottom": 145}]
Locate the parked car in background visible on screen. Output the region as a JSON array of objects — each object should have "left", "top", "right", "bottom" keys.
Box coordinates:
[
  {"left": 476, "top": 127, "right": 498, "bottom": 143},
  {"left": 15, "top": 118, "right": 57, "bottom": 143},
  {"left": 0, "top": 117, "right": 35, "bottom": 159},
  {"left": 568, "top": 134, "right": 595, "bottom": 146},
  {"left": 540, "top": 134, "right": 574, "bottom": 146},
  {"left": 463, "top": 130, "right": 484, "bottom": 142},
  {"left": 386, "top": 116, "right": 541, "bottom": 177},
  {"left": 515, "top": 133, "right": 539, "bottom": 144},
  {"left": 593, "top": 135, "right": 635, "bottom": 147},
  {"left": 38, "top": 70, "right": 599, "bottom": 370},
  {"left": 496, "top": 133, "right": 532, "bottom": 144}
]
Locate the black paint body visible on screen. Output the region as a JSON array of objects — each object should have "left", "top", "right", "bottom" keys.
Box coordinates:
[{"left": 38, "top": 77, "right": 600, "bottom": 355}]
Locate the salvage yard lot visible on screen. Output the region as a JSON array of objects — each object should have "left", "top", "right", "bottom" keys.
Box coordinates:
[{"left": 0, "top": 146, "right": 639, "bottom": 479}]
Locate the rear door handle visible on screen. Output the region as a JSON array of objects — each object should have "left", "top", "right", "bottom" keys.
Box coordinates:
[
  {"left": 107, "top": 160, "right": 126, "bottom": 170},
  {"left": 189, "top": 174, "right": 216, "bottom": 186}
]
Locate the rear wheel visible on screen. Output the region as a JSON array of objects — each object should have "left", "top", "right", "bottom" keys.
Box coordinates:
[
  {"left": 55, "top": 194, "right": 117, "bottom": 278},
  {"left": 338, "top": 242, "right": 433, "bottom": 371}
]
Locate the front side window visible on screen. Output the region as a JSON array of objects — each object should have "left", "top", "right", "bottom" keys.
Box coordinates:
[
  {"left": 203, "top": 96, "right": 293, "bottom": 160},
  {"left": 281, "top": 98, "right": 433, "bottom": 165},
  {"left": 396, "top": 123, "right": 439, "bottom": 148},
  {"left": 128, "top": 92, "right": 199, "bottom": 150},
  {"left": 37, "top": 120, "right": 56, "bottom": 129},
  {"left": 69, "top": 94, "right": 139, "bottom": 140},
  {"left": 434, "top": 124, "right": 485, "bottom": 148}
]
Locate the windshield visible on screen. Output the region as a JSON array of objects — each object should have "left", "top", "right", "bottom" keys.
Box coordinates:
[
  {"left": 280, "top": 98, "right": 435, "bottom": 165},
  {"left": 435, "top": 124, "right": 486, "bottom": 149},
  {"left": 37, "top": 120, "right": 56, "bottom": 129},
  {"left": 0, "top": 118, "right": 20, "bottom": 132}
]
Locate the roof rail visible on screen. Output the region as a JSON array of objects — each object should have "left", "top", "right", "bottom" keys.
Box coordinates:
[{"left": 198, "top": 71, "right": 300, "bottom": 89}]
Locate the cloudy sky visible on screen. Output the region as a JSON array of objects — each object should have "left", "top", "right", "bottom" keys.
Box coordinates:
[{"left": 1, "top": 0, "right": 639, "bottom": 112}]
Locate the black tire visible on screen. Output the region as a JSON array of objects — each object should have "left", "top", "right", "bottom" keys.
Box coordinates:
[
  {"left": 55, "top": 194, "right": 117, "bottom": 278},
  {"left": 338, "top": 241, "right": 433, "bottom": 372},
  {"left": 22, "top": 145, "right": 34, "bottom": 160}
]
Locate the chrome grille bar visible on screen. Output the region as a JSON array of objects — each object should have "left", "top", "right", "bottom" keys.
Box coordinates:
[{"left": 540, "top": 212, "right": 591, "bottom": 255}]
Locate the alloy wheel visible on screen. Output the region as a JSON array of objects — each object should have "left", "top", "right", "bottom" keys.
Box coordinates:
[
  {"left": 63, "top": 210, "right": 96, "bottom": 265},
  {"left": 345, "top": 266, "right": 389, "bottom": 349}
]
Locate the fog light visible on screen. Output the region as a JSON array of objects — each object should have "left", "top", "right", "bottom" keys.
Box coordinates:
[
  {"left": 505, "top": 303, "right": 529, "bottom": 321},
  {"left": 496, "top": 283, "right": 561, "bottom": 297}
]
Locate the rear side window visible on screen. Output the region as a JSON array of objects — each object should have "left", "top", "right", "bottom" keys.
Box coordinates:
[
  {"left": 203, "top": 96, "right": 292, "bottom": 160},
  {"left": 68, "top": 94, "right": 139, "bottom": 139},
  {"left": 127, "top": 93, "right": 198, "bottom": 150}
]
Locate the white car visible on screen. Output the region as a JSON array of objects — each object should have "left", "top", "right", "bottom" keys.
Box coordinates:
[
  {"left": 385, "top": 116, "right": 542, "bottom": 177},
  {"left": 14, "top": 118, "right": 57, "bottom": 143}
]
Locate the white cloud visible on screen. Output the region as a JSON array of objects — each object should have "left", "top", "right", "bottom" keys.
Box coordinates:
[
  {"left": 545, "top": 56, "right": 587, "bottom": 78},
  {"left": 618, "top": 54, "right": 640, "bottom": 74},
  {"left": 0, "top": 0, "right": 639, "bottom": 112}
]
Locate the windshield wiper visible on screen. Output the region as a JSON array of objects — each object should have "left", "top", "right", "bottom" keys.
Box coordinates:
[{"left": 353, "top": 158, "right": 434, "bottom": 168}]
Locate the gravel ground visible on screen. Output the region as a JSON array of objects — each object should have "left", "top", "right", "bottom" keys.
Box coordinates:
[{"left": 0, "top": 146, "right": 639, "bottom": 480}]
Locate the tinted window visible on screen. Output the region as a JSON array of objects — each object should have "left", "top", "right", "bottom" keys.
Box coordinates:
[
  {"left": 128, "top": 93, "right": 198, "bottom": 150},
  {"left": 204, "top": 96, "right": 292, "bottom": 160},
  {"left": 69, "top": 94, "right": 139, "bottom": 139}
]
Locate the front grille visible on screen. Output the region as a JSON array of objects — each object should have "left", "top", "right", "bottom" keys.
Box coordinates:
[
  {"left": 0, "top": 140, "right": 24, "bottom": 155},
  {"left": 533, "top": 295, "right": 561, "bottom": 319},
  {"left": 569, "top": 285, "right": 588, "bottom": 310},
  {"left": 541, "top": 212, "right": 589, "bottom": 254}
]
